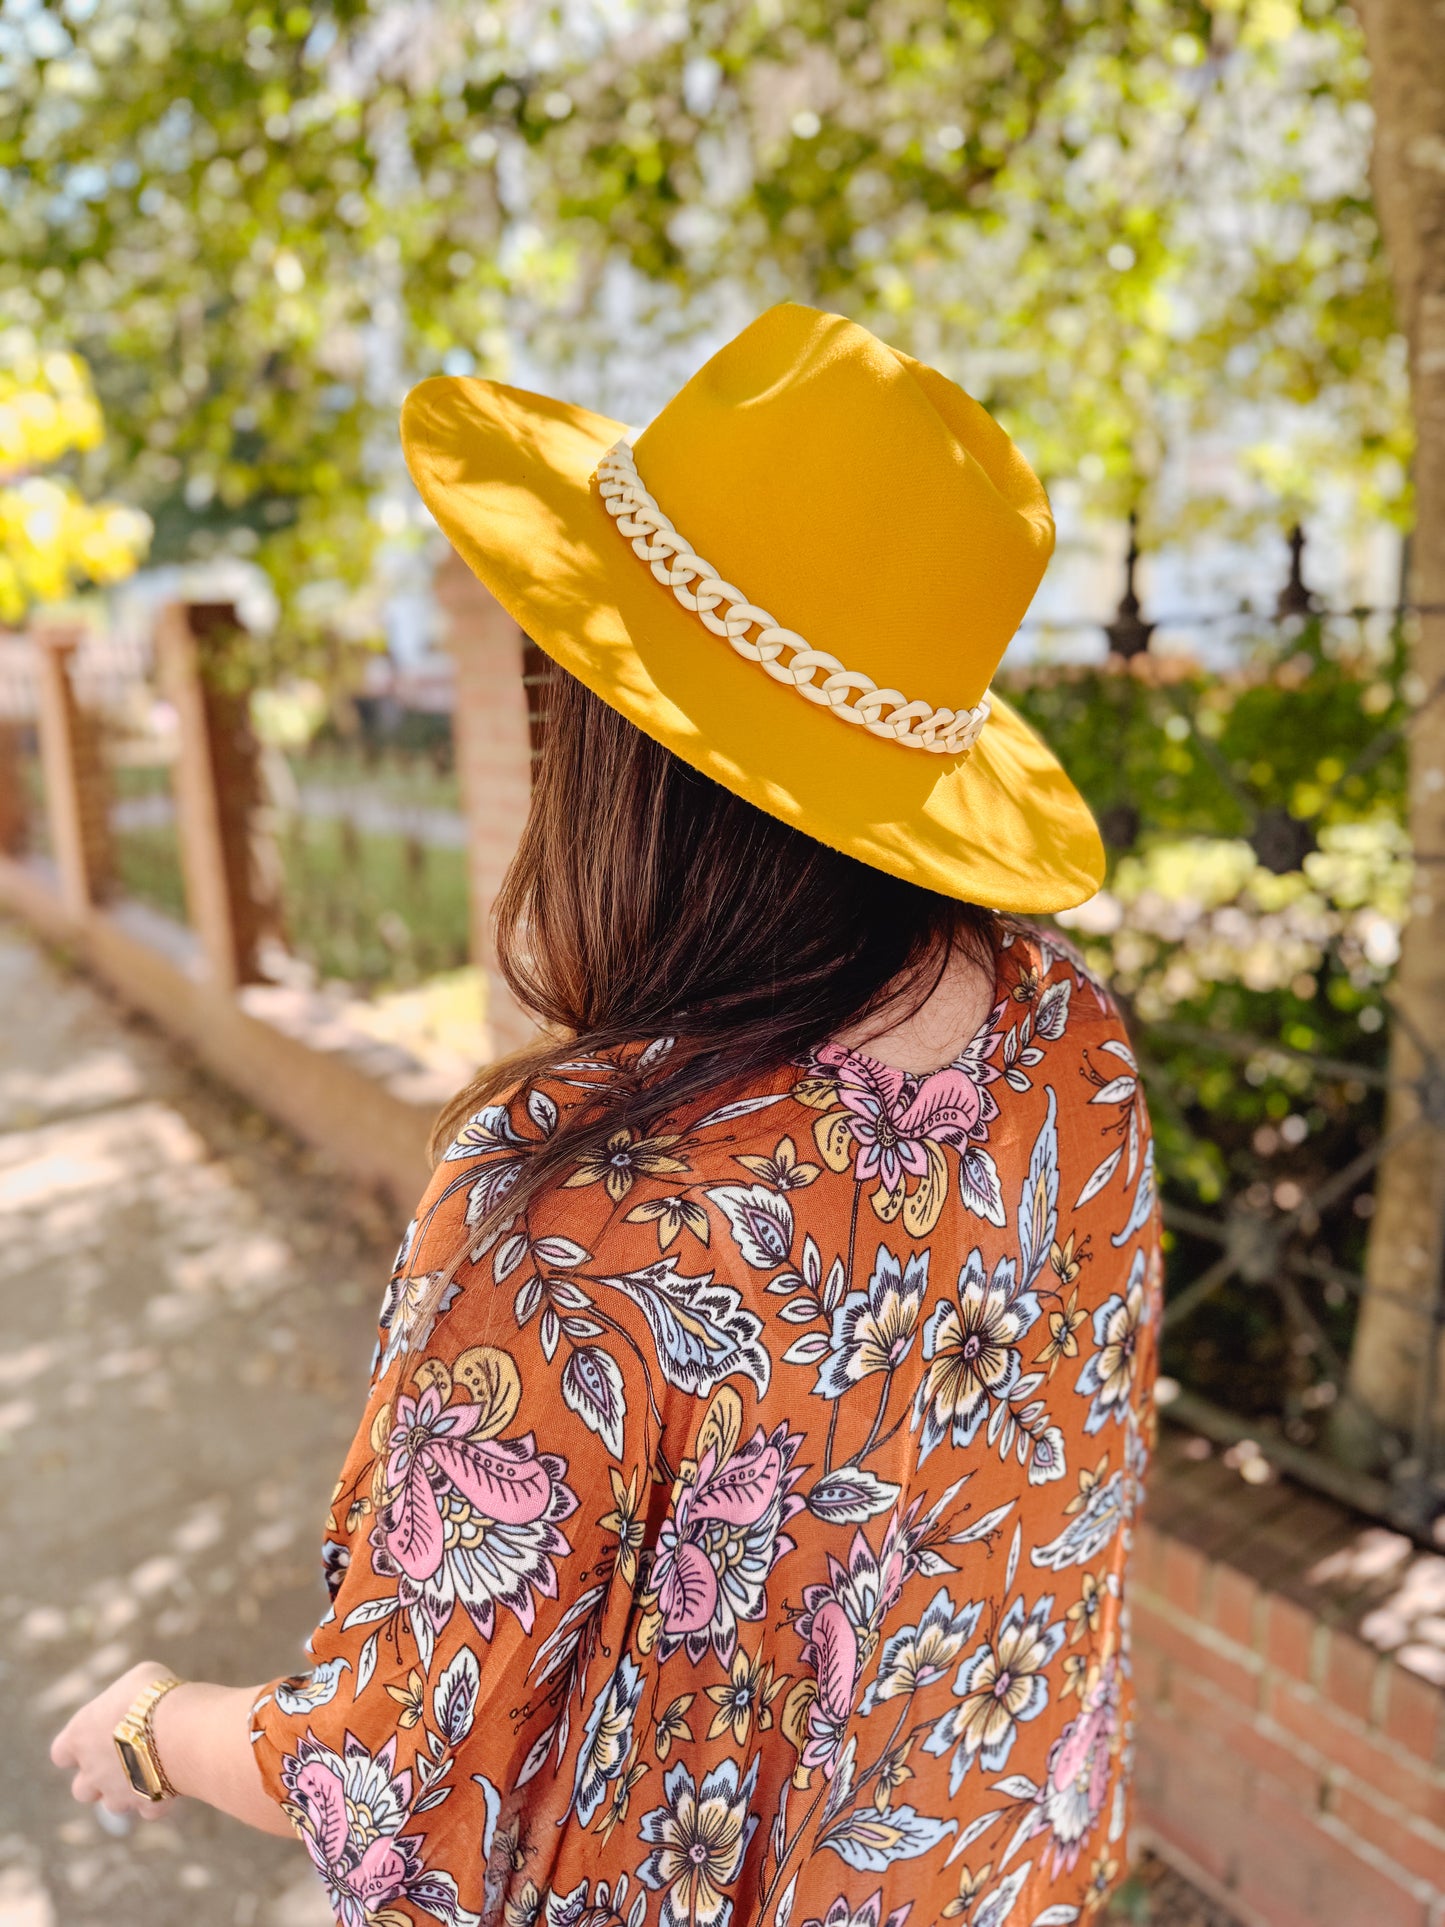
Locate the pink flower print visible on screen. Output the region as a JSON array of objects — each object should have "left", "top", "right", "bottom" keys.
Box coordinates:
[
  {"left": 382, "top": 1386, "right": 553, "bottom": 1582},
  {"left": 816, "top": 1045, "right": 982, "bottom": 1193},
  {"left": 655, "top": 1432, "right": 784, "bottom": 1637},
  {"left": 279, "top": 1733, "right": 481, "bottom": 1927},
  {"left": 650, "top": 1425, "right": 803, "bottom": 1660},
  {"left": 371, "top": 1383, "right": 576, "bottom": 1654},
  {"left": 1038, "top": 1658, "right": 1119, "bottom": 1875},
  {"left": 801, "top": 1599, "right": 858, "bottom": 1776},
  {"left": 804, "top": 1895, "right": 912, "bottom": 1927}
]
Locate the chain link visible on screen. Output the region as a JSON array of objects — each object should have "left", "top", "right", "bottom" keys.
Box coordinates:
[{"left": 595, "top": 442, "right": 991, "bottom": 757}]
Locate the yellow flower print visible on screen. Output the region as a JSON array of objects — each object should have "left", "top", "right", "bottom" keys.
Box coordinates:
[
  {"left": 654, "top": 1693, "right": 695, "bottom": 1760},
  {"left": 941, "top": 1862, "right": 993, "bottom": 1919},
  {"left": 563, "top": 1129, "right": 689, "bottom": 1203},
  {"left": 383, "top": 1669, "right": 426, "bottom": 1728},
  {"left": 734, "top": 1136, "right": 821, "bottom": 1191},
  {"left": 600, "top": 1466, "right": 646, "bottom": 1588},
  {"left": 625, "top": 1194, "right": 711, "bottom": 1250},
  {"left": 704, "top": 1645, "right": 786, "bottom": 1746},
  {"left": 1067, "top": 1570, "right": 1104, "bottom": 1643}
]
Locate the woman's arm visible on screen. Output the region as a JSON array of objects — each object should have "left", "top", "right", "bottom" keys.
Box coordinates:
[{"left": 50, "top": 1659, "right": 295, "bottom": 1837}]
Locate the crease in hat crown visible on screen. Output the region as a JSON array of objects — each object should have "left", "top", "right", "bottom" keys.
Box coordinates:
[
  {"left": 613, "top": 303, "right": 1055, "bottom": 740},
  {"left": 595, "top": 436, "right": 992, "bottom": 756}
]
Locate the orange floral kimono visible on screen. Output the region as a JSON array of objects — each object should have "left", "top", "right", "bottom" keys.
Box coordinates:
[{"left": 252, "top": 925, "right": 1161, "bottom": 1927}]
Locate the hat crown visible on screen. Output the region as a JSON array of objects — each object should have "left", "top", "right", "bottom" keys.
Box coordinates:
[{"left": 632, "top": 304, "right": 1054, "bottom": 713}]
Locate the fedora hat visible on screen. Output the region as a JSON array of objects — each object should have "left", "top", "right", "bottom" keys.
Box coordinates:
[{"left": 401, "top": 302, "right": 1103, "bottom": 913}]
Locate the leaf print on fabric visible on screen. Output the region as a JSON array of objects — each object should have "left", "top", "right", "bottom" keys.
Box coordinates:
[
  {"left": 1075, "top": 1248, "right": 1151, "bottom": 1434},
  {"left": 1018, "top": 1089, "right": 1060, "bottom": 1292},
  {"left": 707, "top": 1183, "right": 796, "bottom": 1268},
  {"left": 815, "top": 1800, "right": 957, "bottom": 1872},
  {"left": 1110, "top": 1139, "right": 1156, "bottom": 1250},
  {"left": 600, "top": 1256, "right": 771, "bottom": 1398},
  {"left": 637, "top": 1755, "right": 760, "bottom": 1927},
  {"left": 431, "top": 1646, "right": 481, "bottom": 1747},
  {"left": 806, "top": 1467, "right": 902, "bottom": 1525},
  {"left": 561, "top": 1345, "right": 628, "bottom": 1458},
  {"left": 273, "top": 1658, "right": 350, "bottom": 1716},
  {"left": 1031, "top": 1435, "right": 1147, "bottom": 1572},
  {"left": 958, "top": 1143, "right": 1007, "bottom": 1228}
]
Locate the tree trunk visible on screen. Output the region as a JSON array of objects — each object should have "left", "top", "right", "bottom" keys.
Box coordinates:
[{"left": 1348, "top": 0, "right": 1445, "bottom": 1446}]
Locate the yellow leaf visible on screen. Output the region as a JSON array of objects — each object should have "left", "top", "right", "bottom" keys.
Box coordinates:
[
  {"left": 781, "top": 1677, "right": 818, "bottom": 1755},
  {"left": 872, "top": 1174, "right": 904, "bottom": 1222},
  {"left": 697, "top": 1385, "right": 743, "bottom": 1468},
  {"left": 369, "top": 1400, "right": 393, "bottom": 1454},
  {"left": 414, "top": 1356, "right": 452, "bottom": 1404},
  {"left": 903, "top": 1139, "right": 949, "bottom": 1238},
  {"left": 792, "top": 1074, "right": 839, "bottom": 1112},
  {"left": 814, "top": 1111, "right": 856, "bottom": 1173},
  {"left": 452, "top": 1346, "right": 522, "bottom": 1440}
]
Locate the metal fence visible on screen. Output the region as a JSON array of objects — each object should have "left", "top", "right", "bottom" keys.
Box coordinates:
[{"left": 1008, "top": 528, "right": 1445, "bottom": 1541}]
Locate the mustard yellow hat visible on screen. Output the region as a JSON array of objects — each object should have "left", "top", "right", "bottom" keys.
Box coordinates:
[{"left": 401, "top": 302, "right": 1103, "bottom": 913}]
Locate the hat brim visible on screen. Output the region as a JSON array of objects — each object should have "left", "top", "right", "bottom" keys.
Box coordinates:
[{"left": 402, "top": 375, "right": 1105, "bottom": 915}]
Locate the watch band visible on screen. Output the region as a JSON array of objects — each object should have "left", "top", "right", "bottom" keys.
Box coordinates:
[{"left": 113, "top": 1674, "right": 184, "bottom": 1802}]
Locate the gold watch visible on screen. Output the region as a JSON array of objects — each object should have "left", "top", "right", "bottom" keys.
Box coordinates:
[{"left": 113, "top": 1674, "right": 184, "bottom": 1802}]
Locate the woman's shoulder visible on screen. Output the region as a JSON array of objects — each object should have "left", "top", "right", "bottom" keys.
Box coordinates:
[{"left": 994, "top": 917, "right": 1124, "bottom": 1038}]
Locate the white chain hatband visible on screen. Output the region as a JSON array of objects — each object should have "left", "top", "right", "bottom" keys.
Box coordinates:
[{"left": 594, "top": 441, "right": 991, "bottom": 757}]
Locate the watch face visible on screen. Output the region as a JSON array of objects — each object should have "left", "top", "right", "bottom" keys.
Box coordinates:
[{"left": 116, "top": 1737, "right": 149, "bottom": 1793}]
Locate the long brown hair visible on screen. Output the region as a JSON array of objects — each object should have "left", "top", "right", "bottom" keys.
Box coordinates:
[{"left": 431, "top": 664, "right": 996, "bottom": 1246}]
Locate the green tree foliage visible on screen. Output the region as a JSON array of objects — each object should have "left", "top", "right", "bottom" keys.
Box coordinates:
[{"left": 0, "top": 0, "right": 1407, "bottom": 664}]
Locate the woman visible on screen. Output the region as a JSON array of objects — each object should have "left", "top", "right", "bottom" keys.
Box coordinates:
[{"left": 53, "top": 304, "right": 1159, "bottom": 1927}]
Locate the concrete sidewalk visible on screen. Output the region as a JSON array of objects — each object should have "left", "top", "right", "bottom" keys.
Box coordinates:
[{"left": 0, "top": 920, "right": 392, "bottom": 1926}]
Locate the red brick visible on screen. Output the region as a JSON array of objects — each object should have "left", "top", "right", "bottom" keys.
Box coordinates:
[
  {"left": 1162, "top": 1536, "right": 1208, "bottom": 1617},
  {"left": 1331, "top": 1782, "right": 1445, "bottom": 1891},
  {"left": 1133, "top": 1599, "right": 1263, "bottom": 1709},
  {"left": 1169, "top": 1672, "right": 1323, "bottom": 1807},
  {"left": 1324, "top": 1629, "right": 1383, "bottom": 1727},
  {"left": 1266, "top": 1594, "right": 1319, "bottom": 1684},
  {"left": 1243, "top": 1779, "right": 1428, "bottom": 1927},
  {"left": 1384, "top": 1662, "right": 1445, "bottom": 1765},
  {"left": 1133, "top": 1518, "right": 1167, "bottom": 1596},
  {"left": 1265, "top": 1675, "right": 1445, "bottom": 1830},
  {"left": 1132, "top": 1627, "right": 1168, "bottom": 1705},
  {"left": 1210, "top": 1560, "right": 1262, "bottom": 1651},
  {"left": 1136, "top": 1701, "right": 1250, "bottom": 1891}
]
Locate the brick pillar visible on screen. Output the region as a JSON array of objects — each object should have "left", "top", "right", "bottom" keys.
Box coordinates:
[
  {"left": 434, "top": 547, "right": 536, "bottom": 1060},
  {"left": 0, "top": 722, "right": 26, "bottom": 857},
  {"left": 32, "top": 623, "right": 114, "bottom": 917},
  {"left": 155, "top": 601, "right": 281, "bottom": 990}
]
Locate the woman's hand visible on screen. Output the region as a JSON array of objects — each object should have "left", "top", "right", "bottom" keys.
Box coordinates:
[
  {"left": 50, "top": 1659, "right": 178, "bottom": 1820},
  {"left": 51, "top": 1663, "right": 296, "bottom": 1836}
]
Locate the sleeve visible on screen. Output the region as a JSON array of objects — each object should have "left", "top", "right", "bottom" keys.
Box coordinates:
[{"left": 249, "top": 1103, "right": 659, "bottom": 1924}]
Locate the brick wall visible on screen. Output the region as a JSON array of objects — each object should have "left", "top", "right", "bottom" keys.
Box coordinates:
[{"left": 1138, "top": 1428, "right": 1445, "bottom": 1926}]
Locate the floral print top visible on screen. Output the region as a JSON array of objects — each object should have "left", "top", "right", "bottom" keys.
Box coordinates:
[{"left": 251, "top": 924, "right": 1161, "bottom": 1927}]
